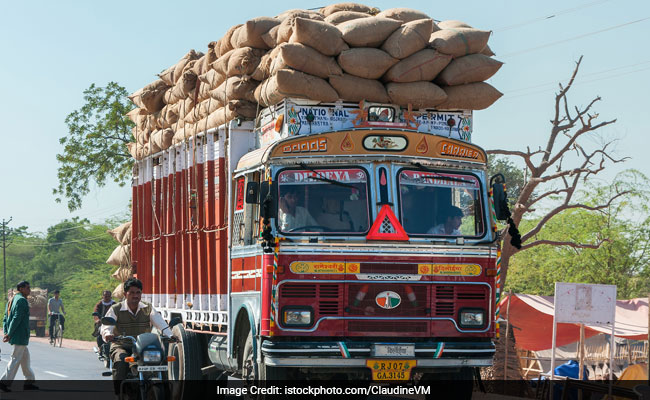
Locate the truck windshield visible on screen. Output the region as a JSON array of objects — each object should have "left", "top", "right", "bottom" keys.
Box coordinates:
[
  {"left": 398, "top": 170, "right": 485, "bottom": 237},
  {"left": 277, "top": 168, "right": 370, "bottom": 234}
]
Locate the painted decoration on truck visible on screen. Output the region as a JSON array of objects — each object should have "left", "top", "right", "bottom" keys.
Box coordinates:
[
  {"left": 279, "top": 168, "right": 367, "bottom": 185},
  {"left": 362, "top": 135, "right": 408, "bottom": 151},
  {"left": 400, "top": 171, "right": 480, "bottom": 190},
  {"left": 417, "top": 264, "right": 482, "bottom": 276},
  {"left": 287, "top": 106, "right": 301, "bottom": 136},
  {"left": 289, "top": 261, "right": 361, "bottom": 274}
]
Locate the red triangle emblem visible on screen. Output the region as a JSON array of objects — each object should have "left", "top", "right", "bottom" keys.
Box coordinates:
[{"left": 366, "top": 204, "right": 409, "bottom": 241}]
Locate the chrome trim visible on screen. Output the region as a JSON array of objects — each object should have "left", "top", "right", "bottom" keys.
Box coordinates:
[
  {"left": 274, "top": 280, "right": 492, "bottom": 333},
  {"left": 264, "top": 358, "right": 493, "bottom": 368},
  {"left": 231, "top": 245, "right": 264, "bottom": 258},
  {"left": 277, "top": 244, "right": 495, "bottom": 257}
]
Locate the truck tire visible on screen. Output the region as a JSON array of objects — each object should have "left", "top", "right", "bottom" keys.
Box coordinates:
[
  {"left": 241, "top": 331, "right": 287, "bottom": 382},
  {"left": 35, "top": 326, "right": 45, "bottom": 337},
  {"left": 168, "top": 324, "right": 202, "bottom": 380}
]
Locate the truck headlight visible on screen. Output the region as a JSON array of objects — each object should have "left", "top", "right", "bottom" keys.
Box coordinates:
[
  {"left": 459, "top": 309, "right": 484, "bottom": 328},
  {"left": 282, "top": 308, "right": 313, "bottom": 327},
  {"left": 142, "top": 350, "right": 162, "bottom": 363}
]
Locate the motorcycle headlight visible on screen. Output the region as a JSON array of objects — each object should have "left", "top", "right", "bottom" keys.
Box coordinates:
[
  {"left": 459, "top": 309, "right": 485, "bottom": 328},
  {"left": 282, "top": 307, "right": 313, "bottom": 327},
  {"left": 142, "top": 350, "right": 162, "bottom": 364}
]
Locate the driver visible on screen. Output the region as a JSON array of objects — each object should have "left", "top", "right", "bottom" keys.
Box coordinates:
[
  {"left": 278, "top": 187, "right": 317, "bottom": 231},
  {"left": 101, "top": 278, "right": 175, "bottom": 394},
  {"left": 427, "top": 205, "right": 464, "bottom": 236}
]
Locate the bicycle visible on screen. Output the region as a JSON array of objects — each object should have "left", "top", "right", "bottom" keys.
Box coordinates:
[{"left": 50, "top": 312, "right": 64, "bottom": 347}]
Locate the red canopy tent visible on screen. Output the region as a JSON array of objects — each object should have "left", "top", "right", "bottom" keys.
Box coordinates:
[{"left": 501, "top": 294, "right": 648, "bottom": 351}]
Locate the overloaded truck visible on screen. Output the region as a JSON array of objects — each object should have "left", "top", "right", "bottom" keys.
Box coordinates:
[
  {"left": 8, "top": 287, "right": 48, "bottom": 337},
  {"left": 125, "top": 3, "right": 513, "bottom": 395}
]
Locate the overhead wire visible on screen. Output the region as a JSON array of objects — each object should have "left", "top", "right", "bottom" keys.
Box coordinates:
[
  {"left": 493, "top": 0, "right": 613, "bottom": 32},
  {"left": 11, "top": 234, "right": 111, "bottom": 248}
]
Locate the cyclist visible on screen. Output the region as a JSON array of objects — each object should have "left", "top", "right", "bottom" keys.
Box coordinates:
[
  {"left": 92, "top": 290, "right": 115, "bottom": 352},
  {"left": 48, "top": 290, "right": 65, "bottom": 344}
]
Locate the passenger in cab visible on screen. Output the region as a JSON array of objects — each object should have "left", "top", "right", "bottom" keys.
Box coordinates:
[
  {"left": 278, "top": 187, "right": 317, "bottom": 231},
  {"left": 428, "top": 206, "right": 464, "bottom": 236}
]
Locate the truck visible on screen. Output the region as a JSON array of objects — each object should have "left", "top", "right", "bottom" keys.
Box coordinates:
[
  {"left": 8, "top": 287, "right": 48, "bottom": 337},
  {"left": 131, "top": 99, "right": 511, "bottom": 395}
]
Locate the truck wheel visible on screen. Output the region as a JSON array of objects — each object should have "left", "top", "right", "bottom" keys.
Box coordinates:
[
  {"left": 168, "top": 324, "right": 202, "bottom": 380},
  {"left": 35, "top": 326, "right": 45, "bottom": 337},
  {"left": 241, "top": 331, "right": 287, "bottom": 382}
]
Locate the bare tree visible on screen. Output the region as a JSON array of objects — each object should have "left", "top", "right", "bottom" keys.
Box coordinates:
[{"left": 489, "top": 56, "right": 629, "bottom": 287}]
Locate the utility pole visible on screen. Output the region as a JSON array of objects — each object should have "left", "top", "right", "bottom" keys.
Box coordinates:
[{"left": 2, "top": 217, "right": 12, "bottom": 300}]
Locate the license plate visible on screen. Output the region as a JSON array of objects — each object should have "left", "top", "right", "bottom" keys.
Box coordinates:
[
  {"left": 366, "top": 359, "right": 415, "bottom": 381},
  {"left": 371, "top": 344, "right": 415, "bottom": 358},
  {"left": 137, "top": 365, "right": 168, "bottom": 372}
]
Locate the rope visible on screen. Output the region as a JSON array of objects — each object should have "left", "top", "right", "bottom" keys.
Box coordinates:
[{"left": 269, "top": 237, "right": 279, "bottom": 328}]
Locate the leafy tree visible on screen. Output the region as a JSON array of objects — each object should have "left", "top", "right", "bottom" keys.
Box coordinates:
[{"left": 54, "top": 82, "right": 134, "bottom": 211}]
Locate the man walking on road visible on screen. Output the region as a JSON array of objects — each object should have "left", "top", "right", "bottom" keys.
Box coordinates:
[
  {"left": 48, "top": 289, "right": 65, "bottom": 343},
  {"left": 1, "top": 280, "right": 38, "bottom": 392}
]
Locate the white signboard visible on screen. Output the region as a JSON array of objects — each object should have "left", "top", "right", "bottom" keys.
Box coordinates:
[{"left": 554, "top": 282, "right": 616, "bottom": 324}]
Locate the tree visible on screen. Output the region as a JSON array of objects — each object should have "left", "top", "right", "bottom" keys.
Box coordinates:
[
  {"left": 488, "top": 57, "right": 629, "bottom": 288},
  {"left": 54, "top": 82, "right": 134, "bottom": 211}
]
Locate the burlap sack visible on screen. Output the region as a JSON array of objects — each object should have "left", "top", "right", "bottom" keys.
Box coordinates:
[
  {"left": 227, "top": 47, "right": 265, "bottom": 76},
  {"left": 386, "top": 82, "right": 447, "bottom": 109},
  {"left": 275, "top": 18, "right": 295, "bottom": 46},
  {"left": 112, "top": 283, "right": 124, "bottom": 301},
  {"left": 199, "top": 69, "right": 226, "bottom": 89},
  {"left": 382, "top": 49, "right": 452, "bottom": 83},
  {"left": 481, "top": 44, "right": 495, "bottom": 57},
  {"left": 429, "top": 28, "right": 491, "bottom": 58},
  {"left": 289, "top": 18, "right": 348, "bottom": 56},
  {"left": 138, "top": 85, "right": 169, "bottom": 113},
  {"left": 151, "top": 128, "right": 174, "bottom": 151},
  {"left": 210, "top": 76, "right": 258, "bottom": 104},
  {"left": 381, "top": 19, "right": 433, "bottom": 59},
  {"left": 338, "top": 17, "right": 402, "bottom": 47},
  {"left": 251, "top": 48, "right": 278, "bottom": 81},
  {"left": 185, "top": 97, "right": 223, "bottom": 124},
  {"left": 108, "top": 222, "right": 131, "bottom": 243},
  {"left": 376, "top": 8, "right": 431, "bottom": 23},
  {"left": 129, "top": 80, "right": 168, "bottom": 109},
  {"left": 325, "top": 11, "right": 371, "bottom": 25},
  {"left": 329, "top": 74, "right": 390, "bottom": 103},
  {"left": 177, "top": 96, "right": 197, "bottom": 121},
  {"left": 437, "top": 82, "right": 503, "bottom": 110},
  {"left": 275, "top": 9, "right": 324, "bottom": 22},
  {"left": 227, "top": 99, "right": 258, "bottom": 119},
  {"left": 337, "top": 48, "right": 398, "bottom": 79},
  {"left": 159, "top": 49, "right": 202, "bottom": 85},
  {"left": 163, "top": 70, "right": 197, "bottom": 105},
  {"left": 126, "top": 108, "right": 146, "bottom": 124},
  {"left": 112, "top": 265, "right": 133, "bottom": 282},
  {"left": 136, "top": 128, "right": 151, "bottom": 146},
  {"left": 218, "top": 24, "right": 242, "bottom": 57},
  {"left": 271, "top": 43, "right": 342, "bottom": 78},
  {"left": 155, "top": 103, "right": 179, "bottom": 129},
  {"left": 212, "top": 49, "right": 234, "bottom": 77},
  {"left": 320, "top": 3, "right": 379, "bottom": 17},
  {"left": 262, "top": 25, "right": 280, "bottom": 48},
  {"left": 437, "top": 20, "right": 472, "bottom": 29},
  {"left": 127, "top": 143, "right": 139, "bottom": 160},
  {"left": 106, "top": 244, "right": 130, "bottom": 266},
  {"left": 255, "top": 69, "right": 339, "bottom": 107},
  {"left": 233, "top": 17, "right": 280, "bottom": 49},
  {"left": 435, "top": 54, "right": 503, "bottom": 86}
]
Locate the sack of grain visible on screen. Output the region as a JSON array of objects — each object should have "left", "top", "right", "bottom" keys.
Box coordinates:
[
  {"left": 227, "top": 47, "right": 265, "bottom": 76},
  {"left": 275, "top": 9, "right": 324, "bottom": 22},
  {"left": 126, "top": 108, "right": 146, "bottom": 124},
  {"left": 112, "top": 283, "right": 124, "bottom": 300},
  {"left": 251, "top": 48, "right": 279, "bottom": 81},
  {"left": 338, "top": 48, "right": 398, "bottom": 79},
  {"left": 199, "top": 69, "right": 226, "bottom": 89},
  {"left": 383, "top": 49, "right": 452, "bottom": 83},
  {"left": 429, "top": 28, "right": 491, "bottom": 58},
  {"left": 329, "top": 74, "right": 390, "bottom": 103},
  {"left": 156, "top": 103, "right": 179, "bottom": 129},
  {"left": 177, "top": 96, "right": 197, "bottom": 121},
  {"left": 289, "top": 18, "right": 348, "bottom": 56},
  {"left": 151, "top": 128, "right": 174, "bottom": 152},
  {"left": 481, "top": 44, "right": 495, "bottom": 57},
  {"left": 129, "top": 80, "right": 168, "bottom": 109},
  {"left": 271, "top": 43, "right": 342, "bottom": 78},
  {"left": 163, "top": 70, "right": 197, "bottom": 105},
  {"left": 256, "top": 69, "right": 339, "bottom": 107},
  {"left": 338, "top": 17, "right": 402, "bottom": 47},
  {"left": 262, "top": 25, "right": 280, "bottom": 48},
  {"left": 159, "top": 49, "right": 202, "bottom": 85},
  {"left": 127, "top": 143, "right": 139, "bottom": 160},
  {"left": 233, "top": 17, "right": 280, "bottom": 49},
  {"left": 437, "top": 20, "right": 472, "bottom": 29},
  {"left": 386, "top": 81, "right": 447, "bottom": 109},
  {"left": 320, "top": 3, "right": 379, "bottom": 17},
  {"left": 382, "top": 18, "right": 433, "bottom": 59},
  {"left": 212, "top": 49, "right": 234, "bottom": 77},
  {"left": 437, "top": 82, "right": 502, "bottom": 110},
  {"left": 138, "top": 85, "right": 169, "bottom": 113},
  {"left": 112, "top": 265, "right": 133, "bottom": 282},
  {"left": 210, "top": 76, "right": 258, "bottom": 104},
  {"left": 376, "top": 8, "right": 431, "bottom": 23},
  {"left": 435, "top": 54, "right": 503, "bottom": 86},
  {"left": 274, "top": 18, "right": 295, "bottom": 46},
  {"left": 325, "top": 11, "right": 370, "bottom": 25},
  {"left": 228, "top": 99, "right": 258, "bottom": 119},
  {"left": 185, "top": 97, "right": 222, "bottom": 124},
  {"left": 136, "top": 129, "right": 151, "bottom": 146},
  {"left": 106, "top": 244, "right": 130, "bottom": 266},
  {"left": 108, "top": 222, "right": 131, "bottom": 243},
  {"left": 218, "top": 24, "right": 242, "bottom": 57}
]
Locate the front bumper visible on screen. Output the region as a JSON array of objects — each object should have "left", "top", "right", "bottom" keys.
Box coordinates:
[{"left": 262, "top": 340, "right": 495, "bottom": 369}]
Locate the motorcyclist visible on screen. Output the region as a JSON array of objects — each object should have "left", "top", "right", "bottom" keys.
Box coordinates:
[
  {"left": 100, "top": 278, "right": 176, "bottom": 394},
  {"left": 92, "top": 290, "right": 115, "bottom": 356}
]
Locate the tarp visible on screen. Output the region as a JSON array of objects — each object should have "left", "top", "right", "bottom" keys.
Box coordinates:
[{"left": 501, "top": 294, "right": 648, "bottom": 351}]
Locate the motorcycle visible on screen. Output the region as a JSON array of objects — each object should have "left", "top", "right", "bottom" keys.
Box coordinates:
[
  {"left": 92, "top": 312, "right": 112, "bottom": 369},
  {"left": 101, "top": 316, "right": 181, "bottom": 400}
]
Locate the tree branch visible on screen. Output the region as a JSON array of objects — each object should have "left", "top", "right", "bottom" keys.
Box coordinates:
[{"left": 519, "top": 239, "right": 609, "bottom": 252}]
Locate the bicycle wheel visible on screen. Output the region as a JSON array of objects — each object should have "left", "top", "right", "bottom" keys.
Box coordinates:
[
  {"left": 51, "top": 323, "right": 57, "bottom": 347},
  {"left": 57, "top": 321, "right": 63, "bottom": 347}
]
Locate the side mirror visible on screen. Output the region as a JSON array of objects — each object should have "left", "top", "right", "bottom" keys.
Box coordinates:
[
  {"left": 245, "top": 182, "right": 259, "bottom": 204},
  {"left": 169, "top": 317, "right": 182, "bottom": 328},
  {"left": 101, "top": 316, "right": 117, "bottom": 326},
  {"left": 490, "top": 173, "right": 510, "bottom": 221},
  {"left": 260, "top": 181, "right": 277, "bottom": 220}
]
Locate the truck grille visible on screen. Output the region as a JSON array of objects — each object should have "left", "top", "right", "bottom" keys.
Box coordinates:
[
  {"left": 279, "top": 283, "right": 342, "bottom": 316},
  {"left": 348, "top": 320, "right": 428, "bottom": 333},
  {"left": 346, "top": 283, "right": 428, "bottom": 317},
  {"left": 433, "top": 285, "right": 488, "bottom": 317}
]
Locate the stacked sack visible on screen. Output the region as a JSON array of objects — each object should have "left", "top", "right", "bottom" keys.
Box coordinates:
[
  {"left": 126, "top": 3, "right": 503, "bottom": 160},
  {"left": 106, "top": 221, "right": 133, "bottom": 300}
]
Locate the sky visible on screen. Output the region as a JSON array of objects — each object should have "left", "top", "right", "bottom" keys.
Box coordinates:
[{"left": 1, "top": 0, "right": 649, "bottom": 234}]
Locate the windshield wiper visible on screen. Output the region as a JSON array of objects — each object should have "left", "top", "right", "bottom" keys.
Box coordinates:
[
  {"left": 410, "top": 162, "right": 475, "bottom": 185},
  {"left": 299, "top": 163, "right": 356, "bottom": 189}
]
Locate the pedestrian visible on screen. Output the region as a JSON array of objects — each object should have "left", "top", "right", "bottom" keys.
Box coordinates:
[
  {"left": 1, "top": 280, "right": 38, "bottom": 392},
  {"left": 48, "top": 289, "right": 65, "bottom": 343}
]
